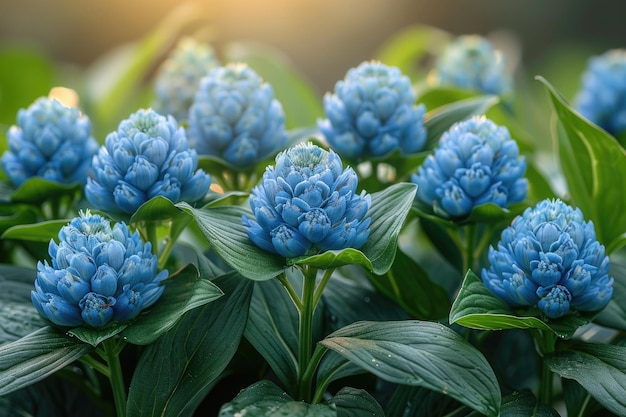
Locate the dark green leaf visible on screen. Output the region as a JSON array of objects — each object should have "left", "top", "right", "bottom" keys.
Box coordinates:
[
  {"left": 69, "top": 325, "right": 128, "bottom": 348},
  {"left": 244, "top": 278, "right": 300, "bottom": 391},
  {"left": 0, "top": 327, "right": 92, "bottom": 396},
  {"left": 0, "top": 205, "right": 38, "bottom": 234},
  {"left": 0, "top": 265, "right": 45, "bottom": 344},
  {"left": 8, "top": 178, "right": 80, "bottom": 205},
  {"left": 129, "top": 196, "right": 189, "bottom": 224},
  {"left": 2, "top": 219, "right": 69, "bottom": 242},
  {"left": 538, "top": 76, "right": 626, "bottom": 253},
  {"left": 121, "top": 264, "right": 224, "bottom": 345},
  {"left": 423, "top": 93, "right": 500, "bottom": 149},
  {"left": 320, "top": 320, "right": 500, "bottom": 416},
  {"left": 223, "top": 41, "right": 323, "bottom": 130},
  {"left": 218, "top": 380, "right": 336, "bottom": 417},
  {"left": 176, "top": 203, "right": 286, "bottom": 280},
  {"left": 328, "top": 387, "right": 384, "bottom": 417},
  {"left": 449, "top": 270, "right": 592, "bottom": 339},
  {"left": 417, "top": 217, "right": 463, "bottom": 273},
  {"left": 466, "top": 390, "right": 560, "bottom": 417},
  {"left": 594, "top": 258, "right": 626, "bottom": 331},
  {"left": 366, "top": 248, "right": 450, "bottom": 320},
  {"left": 546, "top": 342, "right": 626, "bottom": 416},
  {"left": 385, "top": 385, "right": 462, "bottom": 417},
  {"left": 127, "top": 273, "right": 253, "bottom": 417}
]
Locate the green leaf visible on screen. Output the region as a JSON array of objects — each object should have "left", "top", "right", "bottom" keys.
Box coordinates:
[
  {"left": 290, "top": 248, "right": 373, "bottom": 271},
  {"left": 328, "top": 387, "right": 384, "bottom": 417},
  {"left": 546, "top": 342, "right": 626, "bottom": 416},
  {"left": 357, "top": 182, "right": 417, "bottom": 275},
  {"left": 218, "top": 380, "right": 337, "bottom": 417},
  {"left": 0, "top": 327, "right": 92, "bottom": 396},
  {"left": 538, "top": 76, "right": 626, "bottom": 253},
  {"left": 8, "top": 177, "right": 80, "bottom": 205},
  {"left": 450, "top": 270, "right": 592, "bottom": 339},
  {"left": 129, "top": 195, "right": 189, "bottom": 224},
  {"left": 127, "top": 272, "right": 253, "bottom": 417},
  {"left": 423, "top": 93, "right": 500, "bottom": 149},
  {"left": 466, "top": 390, "right": 560, "bottom": 417},
  {"left": 120, "top": 264, "right": 224, "bottom": 345},
  {"left": 2, "top": 219, "right": 69, "bottom": 242},
  {"left": 385, "top": 385, "right": 461, "bottom": 417},
  {"left": 0, "top": 204, "right": 38, "bottom": 235},
  {"left": 223, "top": 41, "right": 323, "bottom": 130},
  {"left": 0, "top": 265, "right": 45, "bottom": 344},
  {"left": 366, "top": 248, "right": 450, "bottom": 320},
  {"left": 176, "top": 203, "right": 286, "bottom": 281},
  {"left": 244, "top": 278, "right": 300, "bottom": 391},
  {"left": 320, "top": 320, "right": 501, "bottom": 416},
  {"left": 374, "top": 24, "right": 451, "bottom": 79},
  {"left": 68, "top": 324, "right": 128, "bottom": 348}
]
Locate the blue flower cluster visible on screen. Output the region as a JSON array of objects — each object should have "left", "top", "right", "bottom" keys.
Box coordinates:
[
  {"left": 85, "top": 109, "right": 211, "bottom": 214},
  {"left": 242, "top": 143, "right": 371, "bottom": 258},
  {"left": 31, "top": 210, "right": 168, "bottom": 328},
  {"left": 482, "top": 199, "right": 613, "bottom": 319},
  {"left": 152, "top": 37, "right": 220, "bottom": 123},
  {"left": 317, "top": 61, "right": 427, "bottom": 160},
  {"left": 431, "top": 35, "right": 512, "bottom": 96},
  {"left": 412, "top": 117, "right": 527, "bottom": 218},
  {"left": 187, "top": 63, "right": 287, "bottom": 168},
  {"left": 574, "top": 49, "right": 626, "bottom": 136},
  {"left": 1, "top": 97, "right": 98, "bottom": 187}
]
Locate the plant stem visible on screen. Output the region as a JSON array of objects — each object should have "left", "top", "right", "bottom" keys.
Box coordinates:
[
  {"left": 533, "top": 330, "right": 557, "bottom": 405},
  {"left": 277, "top": 272, "right": 303, "bottom": 311},
  {"left": 297, "top": 265, "right": 318, "bottom": 402},
  {"left": 99, "top": 339, "right": 127, "bottom": 417},
  {"left": 312, "top": 268, "right": 335, "bottom": 308},
  {"left": 463, "top": 223, "right": 477, "bottom": 273},
  {"left": 146, "top": 221, "right": 159, "bottom": 256}
]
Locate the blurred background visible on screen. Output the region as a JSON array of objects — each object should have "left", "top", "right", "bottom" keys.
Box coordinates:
[{"left": 1, "top": 0, "right": 624, "bottom": 92}]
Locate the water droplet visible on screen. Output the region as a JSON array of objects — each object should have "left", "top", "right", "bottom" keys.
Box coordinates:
[{"left": 363, "top": 297, "right": 371, "bottom": 303}]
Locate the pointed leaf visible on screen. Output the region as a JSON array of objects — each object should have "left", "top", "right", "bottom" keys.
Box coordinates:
[
  {"left": 127, "top": 273, "right": 253, "bottom": 417},
  {"left": 129, "top": 195, "right": 189, "bottom": 224},
  {"left": 69, "top": 325, "right": 128, "bottom": 348},
  {"left": 2, "top": 219, "right": 69, "bottom": 242},
  {"left": 538, "top": 76, "right": 626, "bottom": 253},
  {"left": 0, "top": 327, "right": 92, "bottom": 395},
  {"left": 8, "top": 177, "right": 80, "bottom": 205},
  {"left": 450, "top": 270, "right": 592, "bottom": 339},
  {"left": 328, "top": 387, "right": 384, "bottom": 417},
  {"left": 120, "top": 264, "right": 224, "bottom": 345},
  {"left": 320, "top": 320, "right": 500, "bottom": 416},
  {"left": 177, "top": 203, "right": 286, "bottom": 280},
  {"left": 0, "top": 265, "right": 45, "bottom": 344},
  {"left": 546, "top": 342, "right": 626, "bottom": 416},
  {"left": 466, "top": 391, "right": 560, "bottom": 417},
  {"left": 218, "top": 380, "right": 336, "bottom": 417}
]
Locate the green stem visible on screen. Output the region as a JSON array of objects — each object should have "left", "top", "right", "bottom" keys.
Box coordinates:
[
  {"left": 146, "top": 221, "right": 159, "bottom": 256},
  {"left": 98, "top": 339, "right": 127, "bottom": 417},
  {"left": 80, "top": 354, "right": 110, "bottom": 378},
  {"left": 463, "top": 223, "right": 477, "bottom": 273},
  {"left": 312, "top": 268, "right": 335, "bottom": 308},
  {"left": 306, "top": 345, "right": 329, "bottom": 404},
  {"left": 297, "top": 265, "right": 318, "bottom": 402},
  {"left": 533, "top": 330, "right": 557, "bottom": 405},
  {"left": 277, "top": 272, "right": 303, "bottom": 311}
]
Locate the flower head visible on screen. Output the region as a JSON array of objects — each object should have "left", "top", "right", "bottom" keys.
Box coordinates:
[
  {"left": 430, "top": 35, "right": 512, "bottom": 95},
  {"left": 242, "top": 142, "right": 371, "bottom": 258},
  {"left": 1, "top": 97, "right": 98, "bottom": 187},
  {"left": 85, "top": 109, "right": 211, "bottom": 214},
  {"left": 412, "top": 116, "right": 527, "bottom": 218},
  {"left": 187, "top": 63, "right": 287, "bottom": 168},
  {"left": 152, "top": 37, "right": 220, "bottom": 123},
  {"left": 574, "top": 49, "right": 626, "bottom": 136},
  {"left": 317, "top": 61, "right": 427, "bottom": 160},
  {"left": 482, "top": 199, "right": 613, "bottom": 319},
  {"left": 31, "top": 210, "right": 168, "bottom": 328}
]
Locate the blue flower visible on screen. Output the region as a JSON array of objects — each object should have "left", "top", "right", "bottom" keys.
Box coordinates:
[
  {"left": 1, "top": 97, "right": 99, "bottom": 187},
  {"left": 187, "top": 63, "right": 287, "bottom": 168},
  {"left": 85, "top": 109, "right": 211, "bottom": 214},
  {"left": 430, "top": 35, "right": 512, "bottom": 95},
  {"left": 317, "top": 61, "right": 427, "bottom": 160},
  {"left": 152, "top": 37, "right": 220, "bottom": 123},
  {"left": 412, "top": 116, "right": 527, "bottom": 218},
  {"left": 482, "top": 199, "right": 613, "bottom": 319},
  {"left": 574, "top": 49, "right": 626, "bottom": 136},
  {"left": 31, "top": 210, "right": 168, "bottom": 328},
  {"left": 242, "top": 142, "right": 371, "bottom": 258}
]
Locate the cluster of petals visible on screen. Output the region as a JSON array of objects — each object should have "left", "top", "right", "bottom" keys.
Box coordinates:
[
  {"left": 412, "top": 116, "right": 527, "bottom": 218},
  {"left": 1, "top": 97, "right": 98, "bottom": 187},
  {"left": 85, "top": 109, "right": 211, "bottom": 214},
  {"left": 243, "top": 143, "right": 371, "bottom": 258},
  {"left": 482, "top": 199, "right": 613, "bottom": 319},
  {"left": 187, "top": 63, "right": 287, "bottom": 168},
  {"left": 31, "top": 210, "right": 168, "bottom": 328},
  {"left": 574, "top": 48, "right": 626, "bottom": 136},
  {"left": 317, "top": 60, "right": 427, "bottom": 160},
  {"left": 431, "top": 35, "right": 512, "bottom": 95}
]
